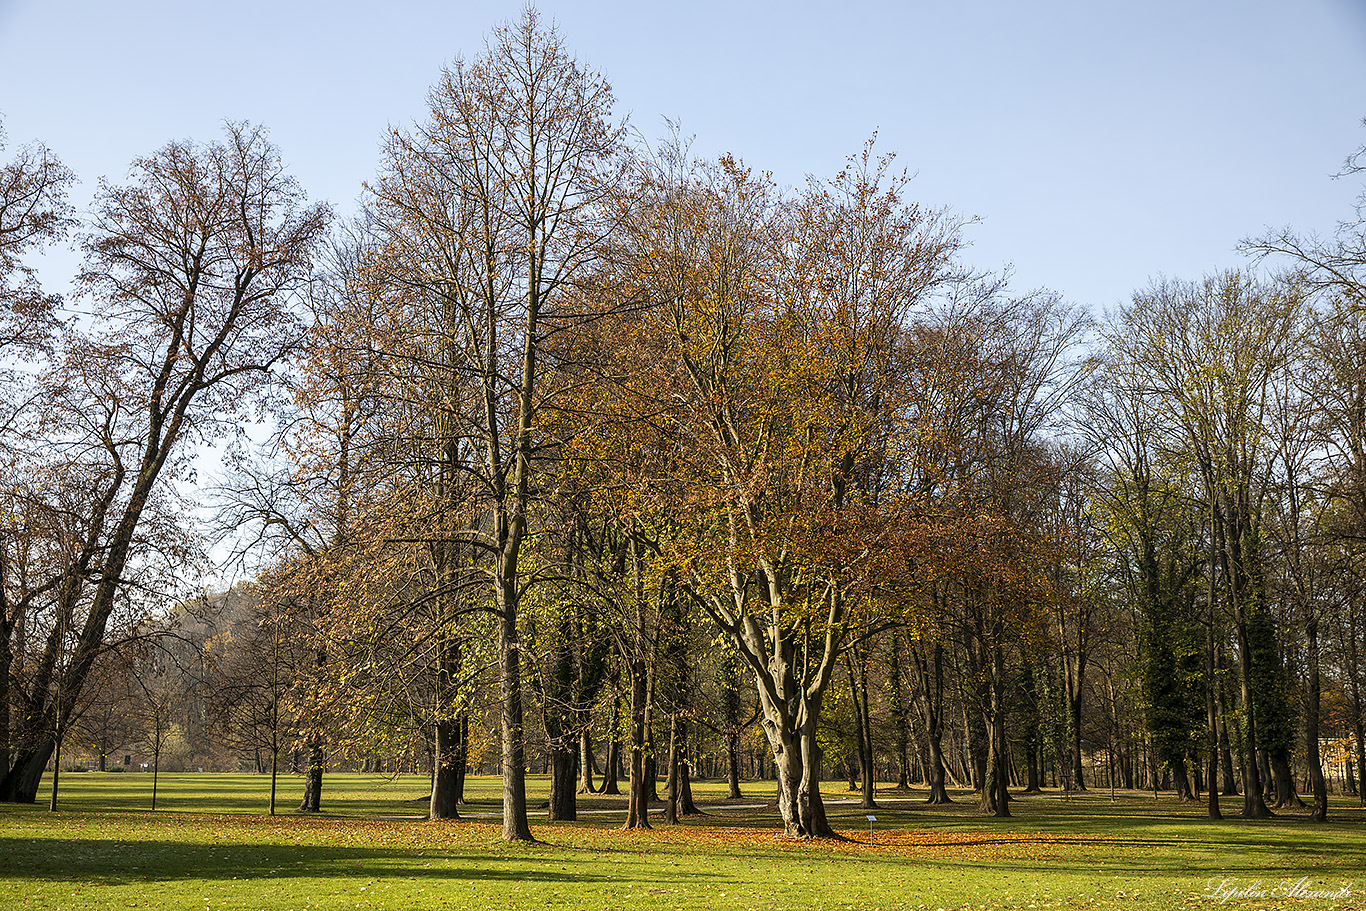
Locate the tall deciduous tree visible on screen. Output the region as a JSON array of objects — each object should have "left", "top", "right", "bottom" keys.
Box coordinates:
[
  {"left": 595, "top": 141, "right": 965, "bottom": 836},
  {"left": 0, "top": 123, "right": 328, "bottom": 803},
  {"left": 1084, "top": 366, "right": 1208, "bottom": 806},
  {"left": 369, "top": 7, "right": 623, "bottom": 841},
  {"left": 1110, "top": 271, "right": 1304, "bottom": 818}
]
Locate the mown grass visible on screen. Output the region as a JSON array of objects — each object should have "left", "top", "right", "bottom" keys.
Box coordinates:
[{"left": 2, "top": 772, "right": 1364, "bottom": 910}]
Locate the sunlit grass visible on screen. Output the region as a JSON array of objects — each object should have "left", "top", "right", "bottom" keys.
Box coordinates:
[{"left": 3, "top": 773, "right": 1365, "bottom": 909}]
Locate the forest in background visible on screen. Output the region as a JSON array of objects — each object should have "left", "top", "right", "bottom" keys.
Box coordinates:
[{"left": 2, "top": 8, "right": 1366, "bottom": 840}]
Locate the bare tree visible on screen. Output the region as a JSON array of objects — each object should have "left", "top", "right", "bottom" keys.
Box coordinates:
[
  {"left": 0, "top": 118, "right": 74, "bottom": 358},
  {"left": 1244, "top": 130, "right": 1366, "bottom": 307},
  {"left": 0, "top": 123, "right": 328, "bottom": 803}
]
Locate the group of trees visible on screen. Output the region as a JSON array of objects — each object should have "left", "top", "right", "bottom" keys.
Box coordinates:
[{"left": 3, "top": 9, "right": 1366, "bottom": 840}]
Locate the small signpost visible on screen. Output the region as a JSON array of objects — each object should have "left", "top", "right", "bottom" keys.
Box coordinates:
[{"left": 866, "top": 814, "right": 877, "bottom": 844}]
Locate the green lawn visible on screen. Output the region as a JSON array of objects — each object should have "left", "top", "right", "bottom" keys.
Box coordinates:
[{"left": 2, "top": 773, "right": 1363, "bottom": 910}]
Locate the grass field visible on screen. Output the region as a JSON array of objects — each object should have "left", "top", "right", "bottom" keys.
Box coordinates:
[{"left": 2, "top": 772, "right": 1363, "bottom": 910}]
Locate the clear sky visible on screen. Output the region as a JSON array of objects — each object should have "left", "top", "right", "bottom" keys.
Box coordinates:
[{"left": 2, "top": 0, "right": 1365, "bottom": 314}]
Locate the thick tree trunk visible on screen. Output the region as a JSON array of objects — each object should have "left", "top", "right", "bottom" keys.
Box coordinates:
[
  {"left": 1216, "top": 652, "right": 1240, "bottom": 795},
  {"left": 644, "top": 752, "right": 659, "bottom": 803},
  {"left": 298, "top": 739, "right": 324, "bottom": 813},
  {"left": 925, "top": 732, "right": 952, "bottom": 804},
  {"left": 1234, "top": 627, "right": 1271, "bottom": 820},
  {"left": 846, "top": 662, "right": 877, "bottom": 809},
  {"left": 602, "top": 687, "right": 622, "bottom": 795},
  {"left": 856, "top": 660, "right": 876, "bottom": 809},
  {"left": 765, "top": 717, "right": 834, "bottom": 838},
  {"left": 678, "top": 755, "right": 700, "bottom": 815},
  {"left": 1, "top": 732, "right": 53, "bottom": 803},
  {"left": 1355, "top": 708, "right": 1366, "bottom": 809},
  {"left": 1203, "top": 551, "right": 1222, "bottom": 817},
  {"left": 886, "top": 636, "right": 911, "bottom": 790},
  {"left": 1170, "top": 754, "right": 1193, "bottom": 802},
  {"left": 1269, "top": 749, "right": 1298, "bottom": 809},
  {"left": 916, "top": 641, "right": 953, "bottom": 804},
  {"left": 979, "top": 640, "right": 1011, "bottom": 817},
  {"left": 1222, "top": 516, "right": 1270, "bottom": 818},
  {"left": 1304, "top": 617, "right": 1327, "bottom": 821},
  {"left": 603, "top": 735, "right": 621, "bottom": 795},
  {"left": 430, "top": 716, "right": 463, "bottom": 820},
  {"left": 0, "top": 607, "right": 10, "bottom": 783},
  {"left": 1349, "top": 609, "right": 1366, "bottom": 807},
  {"left": 548, "top": 740, "right": 578, "bottom": 821},
  {"left": 1068, "top": 689, "right": 1086, "bottom": 791},
  {"left": 1021, "top": 658, "right": 1042, "bottom": 793}
]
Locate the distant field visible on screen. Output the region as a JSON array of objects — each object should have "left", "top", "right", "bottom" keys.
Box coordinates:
[{"left": 2, "top": 772, "right": 1364, "bottom": 910}]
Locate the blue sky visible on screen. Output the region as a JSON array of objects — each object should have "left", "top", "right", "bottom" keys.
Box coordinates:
[{"left": 2, "top": 0, "right": 1364, "bottom": 313}]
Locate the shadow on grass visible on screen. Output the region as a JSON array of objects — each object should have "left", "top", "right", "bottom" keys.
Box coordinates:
[{"left": 0, "top": 836, "right": 636, "bottom": 887}]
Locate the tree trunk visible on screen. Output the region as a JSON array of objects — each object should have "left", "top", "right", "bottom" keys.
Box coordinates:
[
  {"left": 664, "top": 714, "right": 680, "bottom": 824},
  {"left": 678, "top": 755, "right": 700, "bottom": 815},
  {"left": 0, "top": 595, "right": 11, "bottom": 784},
  {"left": 912, "top": 639, "right": 953, "bottom": 803},
  {"left": 1021, "top": 657, "right": 1042, "bottom": 793},
  {"left": 1216, "top": 650, "right": 1239, "bottom": 795},
  {"left": 497, "top": 571, "right": 534, "bottom": 841},
  {"left": 886, "top": 635, "right": 911, "bottom": 790},
  {"left": 624, "top": 658, "right": 652, "bottom": 829},
  {"left": 578, "top": 729, "right": 597, "bottom": 794},
  {"left": 1, "top": 740, "right": 52, "bottom": 804},
  {"left": 856, "top": 656, "right": 876, "bottom": 809},
  {"left": 430, "top": 716, "right": 463, "bottom": 820},
  {"left": 1170, "top": 754, "right": 1193, "bottom": 802},
  {"left": 720, "top": 646, "right": 744, "bottom": 799},
  {"left": 1300, "top": 617, "right": 1326, "bottom": 820},
  {"left": 1269, "top": 749, "right": 1298, "bottom": 809},
  {"left": 602, "top": 686, "right": 622, "bottom": 795},
  {"left": 548, "top": 739, "right": 578, "bottom": 821},
  {"left": 1349, "top": 608, "right": 1366, "bottom": 807},
  {"left": 1205, "top": 588, "right": 1222, "bottom": 818},
  {"left": 49, "top": 730, "right": 62, "bottom": 812},
  {"left": 765, "top": 714, "right": 834, "bottom": 838},
  {"left": 603, "top": 735, "right": 621, "bottom": 795},
  {"left": 644, "top": 752, "right": 659, "bottom": 803},
  {"left": 846, "top": 661, "right": 877, "bottom": 809},
  {"left": 298, "top": 739, "right": 324, "bottom": 813},
  {"left": 925, "top": 729, "right": 952, "bottom": 804},
  {"left": 979, "top": 639, "right": 1011, "bottom": 817},
  {"left": 725, "top": 730, "right": 743, "bottom": 799},
  {"left": 1067, "top": 674, "right": 1086, "bottom": 791}
]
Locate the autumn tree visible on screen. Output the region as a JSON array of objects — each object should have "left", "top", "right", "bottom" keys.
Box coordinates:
[
  {"left": 0, "top": 123, "right": 328, "bottom": 803},
  {"left": 367, "top": 7, "right": 623, "bottom": 840},
  {"left": 0, "top": 121, "right": 77, "bottom": 778},
  {"left": 1109, "top": 271, "right": 1305, "bottom": 818},
  {"left": 1246, "top": 130, "right": 1366, "bottom": 817},
  {"left": 588, "top": 137, "right": 967, "bottom": 836},
  {"left": 1083, "top": 364, "right": 1209, "bottom": 806}
]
